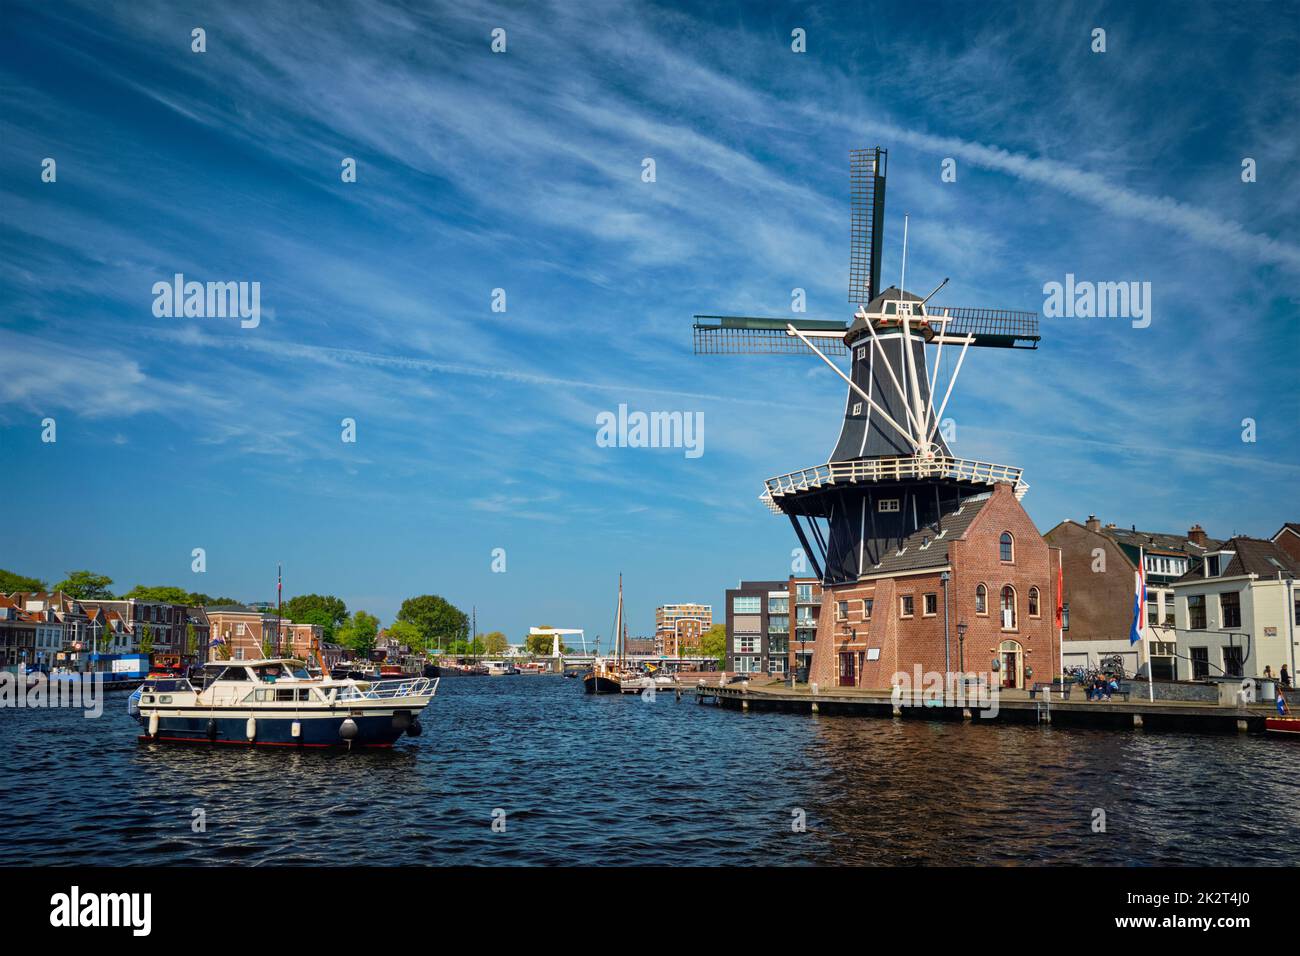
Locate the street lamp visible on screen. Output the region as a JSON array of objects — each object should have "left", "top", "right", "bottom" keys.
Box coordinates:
[{"left": 957, "top": 621, "right": 968, "bottom": 673}]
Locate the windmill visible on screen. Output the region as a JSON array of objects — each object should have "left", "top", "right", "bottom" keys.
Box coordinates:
[{"left": 693, "top": 147, "right": 1040, "bottom": 586}]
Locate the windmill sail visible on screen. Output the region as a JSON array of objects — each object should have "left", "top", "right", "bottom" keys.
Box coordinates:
[{"left": 849, "top": 147, "right": 887, "bottom": 304}]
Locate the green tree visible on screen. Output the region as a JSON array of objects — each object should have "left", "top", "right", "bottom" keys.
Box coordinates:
[
  {"left": 138, "top": 624, "right": 154, "bottom": 655},
  {"left": 700, "top": 623, "right": 727, "bottom": 669},
  {"left": 188, "top": 593, "right": 240, "bottom": 607},
  {"left": 525, "top": 627, "right": 556, "bottom": 656},
  {"left": 123, "top": 585, "right": 192, "bottom": 603},
  {"left": 386, "top": 619, "right": 424, "bottom": 653},
  {"left": 293, "top": 608, "right": 338, "bottom": 641},
  {"left": 185, "top": 622, "right": 197, "bottom": 657},
  {"left": 396, "top": 595, "right": 468, "bottom": 653},
  {"left": 55, "top": 570, "right": 114, "bottom": 600},
  {"left": 482, "top": 631, "right": 508, "bottom": 656},
  {"left": 0, "top": 569, "right": 47, "bottom": 593},
  {"left": 447, "top": 636, "right": 485, "bottom": 656},
  {"left": 337, "top": 610, "right": 379, "bottom": 657},
  {"left": 284, "top": 594, "right": 348, "bottom": 638}
]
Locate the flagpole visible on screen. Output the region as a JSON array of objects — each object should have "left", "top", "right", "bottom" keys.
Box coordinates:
[{"left": 1140, "top": 547, "right": 1153, "bottom": 703}]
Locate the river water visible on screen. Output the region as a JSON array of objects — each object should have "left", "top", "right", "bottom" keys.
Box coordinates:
[{"left": 2, "top": 675, "right": 1296, "bottom": 865}]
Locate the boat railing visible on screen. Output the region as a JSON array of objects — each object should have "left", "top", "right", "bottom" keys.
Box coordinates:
[{"left": 334, "top": 676, "right": 439, "bottom": 701}]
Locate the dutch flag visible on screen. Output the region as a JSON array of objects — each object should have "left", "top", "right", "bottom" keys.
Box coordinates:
[{"left": 1129, "top": 552, "right": 1146, "bottom": 645}]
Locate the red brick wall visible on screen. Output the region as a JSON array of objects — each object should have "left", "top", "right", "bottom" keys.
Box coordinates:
[
  {"left": 1274, "top": 528, "right": 1300, "bottom": 563},
  {"left": 810, "top": 484, "right": 1062, "bottom": 689},
  {"left": 1043, "top": 521, "right": 1134, "bottom": 644}
]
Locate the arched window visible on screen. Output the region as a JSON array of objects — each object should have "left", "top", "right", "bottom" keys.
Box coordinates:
[
  {"left": 999, "top": 532, "right": 1014, "bottom": 563},
  {"left": 975, "top": 584, "right": 988, "bottom": 615},
  {"left": 1001, "top": 585, "right": 1017, "bottom": 629},
  {"left": 1028, "top": 587, "right": 1040, "bottom": 617}
]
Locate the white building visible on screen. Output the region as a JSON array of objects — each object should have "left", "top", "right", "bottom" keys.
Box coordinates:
[{"left": 1170, "top": 537, "right": 1300, "bottom": 682}]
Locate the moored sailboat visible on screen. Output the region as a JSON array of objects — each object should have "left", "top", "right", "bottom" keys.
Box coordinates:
[{"left": 584, "top": 575, "right": 628, "bottom": 695}]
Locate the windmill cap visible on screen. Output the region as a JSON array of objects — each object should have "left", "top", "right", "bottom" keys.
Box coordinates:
[{"left": 846, "top": 285, "right": 927, "bottom": 344}]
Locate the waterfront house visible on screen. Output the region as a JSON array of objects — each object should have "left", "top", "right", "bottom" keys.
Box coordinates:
[
  {"left": 1043, "top": 517, "right": 1221, "bottom": 678},
  {"left": 1169, "top": 536, "right": 1300, "bottom": 681},
  {"left": 0, "top": 595, "right": 36, "bottom": 669}
]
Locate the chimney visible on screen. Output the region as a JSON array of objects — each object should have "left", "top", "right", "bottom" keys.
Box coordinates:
[
  {"left": 1188, "top": 524, "right": 1207, "bottom": 546},
  {"left": 1085, "top": 515, "right": 1101, "bottom": 532}
]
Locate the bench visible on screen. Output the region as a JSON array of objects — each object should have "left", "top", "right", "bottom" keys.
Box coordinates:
[
  {"left": 1029, "top": 682, "right": 1071, "bottom": 700},
  {"left": 1083, "top": 686, "right": 1131, "bottom": 702}
]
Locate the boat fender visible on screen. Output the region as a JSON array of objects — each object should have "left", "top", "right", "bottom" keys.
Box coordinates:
[
  {"left": 339, "top": 718, "right": 359, "bottom": 741},
  {"left": 245, "top": 717, "right": 257, "bottom": 741},
  {"left": 147, "top": 712, "right": 160, "bottom": 737},
  {"left": 206, "top": 718, "right": 218, "bottom": 740},
  {"left": 407, "top": 718, "right": 422, "bottom": 737},
  {"left": 291, "top": 721, "right": 302, "bottom": 739},
  {"left": 392, "top": 712, "right": 412, "bottom": 731}
]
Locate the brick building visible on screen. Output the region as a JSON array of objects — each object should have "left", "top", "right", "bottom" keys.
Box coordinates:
[
  {"left": 206, "top": 605, "right": 323, "bottom": 662},
  {"left": 807, "top": 483, "right": 1061, "bottom": 690},
  {"left": 725, "top": 577, "right": 821, "bottom": 675},
  {"left": 1272, "top": 523, "right": 1300, "bottom": 563},
  {"left": 1043, "top": 516, "right": 1221, "bottom": 677}
]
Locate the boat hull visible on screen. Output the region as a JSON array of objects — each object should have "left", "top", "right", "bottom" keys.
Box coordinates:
[
  {"left": 1266, "top": 716, "right": 1300, "bottom": 736},
  {"left": 583, "top": 673, "right": 622, "bottom": 695},
  {"left": 136, "top": 711, "right": 418, "bottom": 748}
]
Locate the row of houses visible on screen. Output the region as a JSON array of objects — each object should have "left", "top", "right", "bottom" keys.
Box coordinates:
[
  {"left": 1046, "top": 519, "right": 1300, "bottom": 682},
  {"left": 721, "top": 495, "right": 1299, "bottom": 689},
  {"left": 0, "top": 592, "right": 343, "bottom": 672}
]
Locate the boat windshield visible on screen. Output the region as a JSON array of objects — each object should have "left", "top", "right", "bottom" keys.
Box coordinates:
[{"left": 251, "top": 662, "right": 311, "bottom": 681}]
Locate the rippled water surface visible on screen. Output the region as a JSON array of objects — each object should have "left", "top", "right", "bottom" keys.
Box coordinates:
[{"left": 3, "top": 676, "right": 1297, "bottom": 865}]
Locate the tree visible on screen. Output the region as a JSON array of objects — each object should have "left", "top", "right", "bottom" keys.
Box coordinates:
[
  {"left": 482, "top": 631, "right": 508, "bottom": 656},
  {"left": 293, "top": 608, "right": 338, "bottom": 641},
  {"left": 284, "top": 594, "right": 347, "bottom": 638},
  {"left": 700, "top": 623, "right": 727, "bottom": 670},
  {"left": 337, "top": 611, "right": 379, "bottom": 657},
  {"left": 386, "top": 619, "right": 424, "bottom": 653},
  {"left": 0, "top": 569, "right": 47, "bottom": 593},
  {"left": 55, "top": 570, "right": 114, "bottom": 600},
  {"left": 396, "top": 595, "right": 468, "bottom": 653},
  {"left": 138, "top": 624, "right": 154, "bottom": 655},
  {"left": 123, "top": 585, "right": 192, "bottom": 604},
  {"left": 448, "top": 636, "right": 485, "bottom": 656},
  {"left": 188, "top": 593, "right": 240, "bottom": 607},
  {"left": 185, "top": 622, "right": 197, "bottom": 657},
  {"left": 525, "top": 627, "right": 557, "bottom": 656}
]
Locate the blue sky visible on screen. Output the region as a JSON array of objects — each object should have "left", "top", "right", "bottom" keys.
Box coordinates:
[{"left": 2, "top": 0, "right": 1297, "bottom": 641}]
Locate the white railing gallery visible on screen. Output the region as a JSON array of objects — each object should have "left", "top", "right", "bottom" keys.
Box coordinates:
[{"left": 760, "top": 456, "right": 1028, "bottom": 513}]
